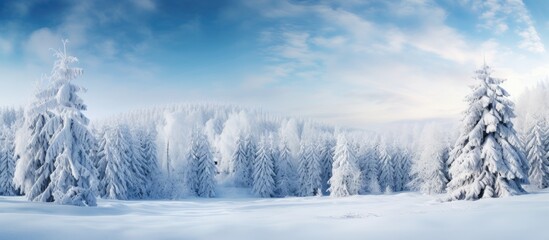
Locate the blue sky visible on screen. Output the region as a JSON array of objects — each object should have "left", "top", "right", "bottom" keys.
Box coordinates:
[{"left": 0, "top": 0, "right": 548, "bottom": 128}]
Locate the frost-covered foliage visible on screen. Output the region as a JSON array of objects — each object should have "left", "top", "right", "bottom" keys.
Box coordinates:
[
  {"left": 252, "top": 136, "right": 275, "bottom": 198},
  {"left": 297, "top": 140, "right": 323, "bottom": 197},
  {"left": 189, "top": 129, "right": 217, "bottom": 198},
  {"left": 96, "top": 124, "right": 135, "bottom": 200},
  {"left": 409, "top": 125, "right": 449, "bottom": 194},
  {"left": 134, "top": 128, "right": 161, "bottom": 197},
  {"left": 394, "top": 147, "right": 411, "bottom": 192},
  {"left": 378, "top": 141, "right": 395, "bottom": 193},
  {"left": 274, "top": 138, "right": 295, "bottom": 197},
  {"left": 328, "top": 134, "right": 360, "bottom": 197},
  {"left": 232, "top": 135, "right": 251, "bottom": 187},
  {"left": 14, "top": 41, "right": 97, "bottom": 206},
  {"left": 524, "top": 118, "right": 549, "bottom": 189},
  {"left": 0, "top": 126, "right": 17, "bottom": 196},
  {"left": 446, "top": 65, "right": 527, "bottom": 201},
  {"left": 319, "top": 136, "right": 335, "bottom": 195}
]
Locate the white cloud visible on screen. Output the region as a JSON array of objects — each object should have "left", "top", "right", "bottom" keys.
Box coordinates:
[
  {"left": 132, "top": 0, "right": 156, "bottom": 11},
  {"left": 469, "top": 0, "right": 545, "bottom": 53},
  {"left": 24, "top": 28, "right": 61, "bottom": 63}
]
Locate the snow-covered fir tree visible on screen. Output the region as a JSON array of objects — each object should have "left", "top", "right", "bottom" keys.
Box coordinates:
[
  {"left": 378, "top": 141, "right": 395, "bottom": 193},
  {"left": 394, "top": 147, "right": 411, "bottom": 192},
  {"left": 319, "top": 137, "right": 335, "bottom": 195},
  {"left": 97, "top": 124, "right": 134, "bottom": 200},
  {"left": 525, "top": 118, "right": 549, "bottom": 189},
  {"left": 275, "top": 138, "right": 294, "bottom": 197},
  {"left": 297, "top": 140, "right": 322, "bottom": 196},
  {"left": 0, "top": 127, "right": 17, "bottom": 196},
  {"left": 189, "top": 129, "right": 216, "bottom": 198},
  {"left": 135, "top": 128, "right": 161, "bottom": 197},
  {"left": 447, "top": 64, "right": 527, "bottom": 201},
  {"left": 232, "top": 134, "right": 251, "bottom": 187},
  {"left": 328, "top": 134, "right": 360, "bottom": 197},
  {"left": 36, "top": 41, "right": 97, "bottom": 206},
  {"left": 252, "top": 136, "right": 275, "bottom": 197},
  {"left": 358, "top": 140, "right": 381, "bottom": 194},
  {"left": 409, "top": 125, "right": 449, "bottom": 194}
]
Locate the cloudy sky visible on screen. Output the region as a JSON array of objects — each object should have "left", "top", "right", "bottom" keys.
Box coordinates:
[{"left": 0, "top": 0, "right": 547, "bottom": 128}]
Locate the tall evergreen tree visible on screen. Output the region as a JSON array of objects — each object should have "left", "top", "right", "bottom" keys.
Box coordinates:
[
  {"left": 252, "top": 136, "right": 275, "bottom": 197},
  {"left": 379, "top": 141, "right": 395, "bottom": 193},
  {"left": 328, "top": 134, "right": 360, "bottom": 197},
  {"left": 40, "top": 41, "right": 97, "bottom": 206},
  {"left": 98, "top": 124, "right": 134, "bottom": 200},
  {"left": 319, "top": 137, "right": 335, "bottom": 195},
  {"left": 189, "top": 130, "right": 216, "bottom": 198},
  {"left": 0, "top": 127, "right": 17, "bottom": 196},
  {"left": 358, "top": 141, "right": 381, "bottom": 194},
  {"left": 275, "top": 138, "right": 294, "bottom": 197},
  {"left": 447, "top": 64, "right": 527, "bottom": 201},
  {"left": 232, "top": 135, "right": 250, "bottom": 187},
  {"left": 297, "top": 140, "right": 322, "bottom": 196},
  {"left": 409, "top": 126, "right": 449, "bottom": 194},
  {"left": 394, "top": 147, "right": 411, "bottom": 192},
  {"left": 135, "top": 128, "right": 161, "bottom": 197},
  {"left": 525, "top": 119, "right": 549, "bottom": 188}
]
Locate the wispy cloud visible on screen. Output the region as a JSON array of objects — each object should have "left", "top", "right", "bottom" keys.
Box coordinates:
[{"left": 467, "top": 0, "right": 545, "bottom": 53}]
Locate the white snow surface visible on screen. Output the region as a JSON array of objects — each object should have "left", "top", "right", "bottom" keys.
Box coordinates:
[{"left": 1, "top": 188, "right": 547, "bottom": 240}]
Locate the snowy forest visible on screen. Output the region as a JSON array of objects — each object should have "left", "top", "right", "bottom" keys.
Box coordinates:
[{"left": 0, "top": 42, "right": 548, "bottom": 207}]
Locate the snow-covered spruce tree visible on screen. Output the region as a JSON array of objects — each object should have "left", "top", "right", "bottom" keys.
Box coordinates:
[
  {"left": 189, "top": 129, "right": 216, "bottom": 198},
  {"left": 97, "top": 124, "right": 134, "bottom": 200},
  {"left": 37, "top": 41, "right": 97, "bottom": 206},
  {"left": 0, "top": 127, "right": 17, "bottom": 196},
  {"left": 409, "top": 126, "right": 449, "bottom": 194},
  {"left": 378, "top": 141, "right": 395, "bottom": 193},
  {"left": 525, "top": 118, "right": 549, "bottom": 189},
  {"left": 275, "top": 138, "right": 294, "bottom": 197},
  {"left": 319, "top": 137, "right": 335, "bottom": 195},
  {"left": 358, "top": 141, "right": 381, "bottom": 194},
  {"left": 244, "top": 134, "right": 256, "bottom": 186},
  {"left": 297, "top": 141, "right": 322, "bottom": 196},
  {"left": 394, "top": 147, "right": 411, "bottom": 192},
  {"left": 252, "top": 136, "right": 275, "bottom": 198},
  {"left": 232, "top": 134, "right": 251, "bottom": 187},
  {"left": 135, "top": 128, "right": 161, "bottom": 197},
  {"left": 126, "top": 128, "right": 149, "bottom": 199},
  {"left": 446, "top": 64, "right": 527, "bottom": 201},
  {"left": 328, "top": 134, "right": 360, "bottom": 197}
]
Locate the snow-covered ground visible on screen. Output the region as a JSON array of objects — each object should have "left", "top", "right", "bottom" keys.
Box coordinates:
[{"left": 1, "top": 188, "right": 548, "bottom": 240}]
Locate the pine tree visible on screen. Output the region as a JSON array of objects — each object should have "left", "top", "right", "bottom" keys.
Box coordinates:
[
  {"left": 525, "top": 119, "right": 549, "bottom": 188},
  {"left": 135, "top": 128, "right": 161, "bottom": 197},
  {"left": 447, "top": 64, "right": 527, "bottom": 201},
  {"left": 252, "top": 136, "right": 275, "bottom": 198},
  {"left": 319, "top": 138, "right": 335, "bottom": 195},
  {"left": 409, "top": 126, "right": 449, "bottom": 194},
  {"left": 328, "top": 134, "right": 360, "bottom": 197},
  {"left": 41, "top": 40, "right": 97, "bottom": 206},
  {"left": 379, "top": 141, "right": 395, "bottom": 193},
  {"left": 394, "top": 148, "right": 411, "bottom": 192},
  {"left": 297, "top": 140, "right": 322, "bottom": 196},
  {"left": 275, "top": 138, "right": 294, "bottom": 197},
  {"left": 232, "top": 135, "right": 250, "bottom": 187},
  {"left": 359, "top": 142, "right": 381, "bottom": 194},
  {"left": 98, "top": 124, "right": 134, "bottom": 200},
  {"left": 189, "top": 130, "right": 216, "bottom": 198},
  {"left": 0, "top": 127, "right": 17, "bottom": 196}
]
